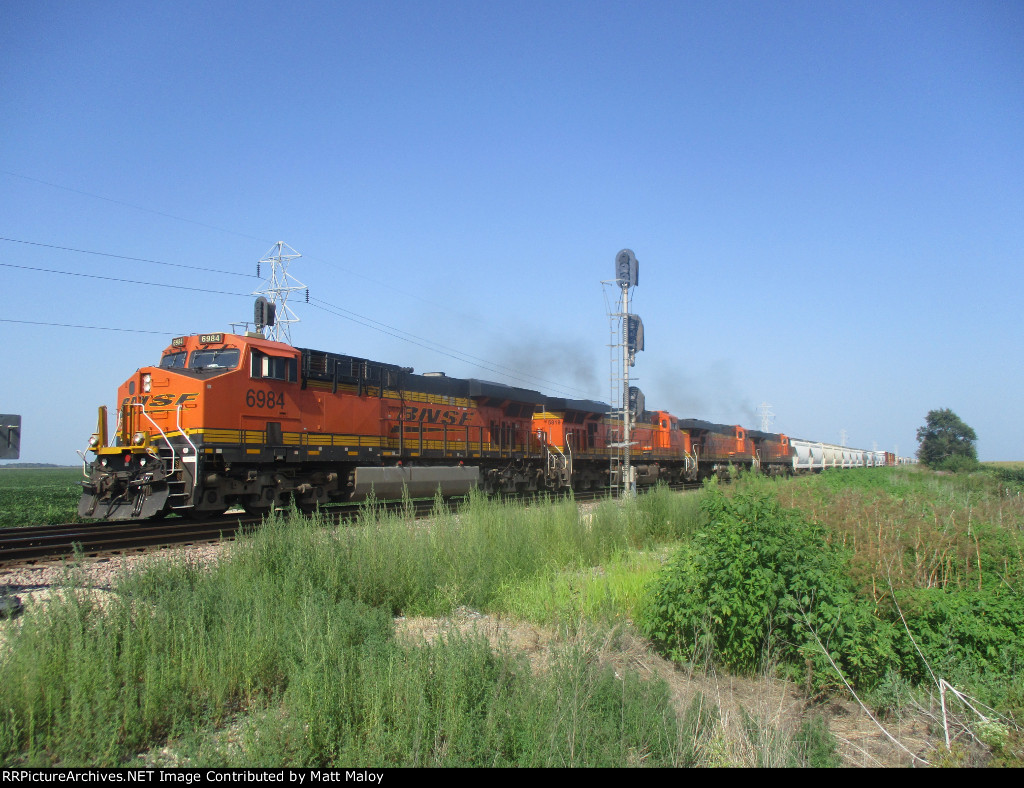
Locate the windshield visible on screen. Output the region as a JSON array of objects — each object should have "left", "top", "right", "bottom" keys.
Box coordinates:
[
  {"left": 159, "top": 351, "right": 187, "bottom": 369},
  {"left": 188, "top": 347, "right": 240, "bottom": 371}
]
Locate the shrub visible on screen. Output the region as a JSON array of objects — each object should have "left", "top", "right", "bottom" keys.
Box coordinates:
[
  {"left": 938, "top": 455, "right": 980, "bottom": 474},
  {"left": 638, "top": 486, "right": 897, "bottom": 691},
  {"left": 891, "top": 587, "right": 1024, "bottom": 708}
]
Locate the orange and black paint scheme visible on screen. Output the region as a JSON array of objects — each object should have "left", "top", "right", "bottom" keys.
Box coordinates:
[
  {"left": 677, "top": 420, "right": 795, "bottom": 478},
  {"left": 79, "top": 331, "right": 799, "bottom": 520}
]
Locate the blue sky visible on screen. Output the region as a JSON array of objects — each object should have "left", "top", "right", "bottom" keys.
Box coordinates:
[{"left": 2, "top": 0, "right": 1021, "bottom": 463}]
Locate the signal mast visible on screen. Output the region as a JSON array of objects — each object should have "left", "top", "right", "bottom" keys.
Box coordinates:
[{"left": 604, "top": 249, "right": 642, "bottom": 496}]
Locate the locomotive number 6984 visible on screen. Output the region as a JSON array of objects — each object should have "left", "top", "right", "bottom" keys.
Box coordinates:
[{"left": 246, "top": 389, "right": 282, "bottom": 409}]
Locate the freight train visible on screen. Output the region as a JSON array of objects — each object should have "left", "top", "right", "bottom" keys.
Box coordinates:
[{"left": 77, "top": 329, "right": 895, "bottom": 520}]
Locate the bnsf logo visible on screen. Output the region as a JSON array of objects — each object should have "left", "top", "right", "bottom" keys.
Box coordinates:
[
  {"left": 121, "top": 393, "right": 199, "bottom": 409},
  {"left": 401, "top": 406, "right": 473, "bottom": 426}
]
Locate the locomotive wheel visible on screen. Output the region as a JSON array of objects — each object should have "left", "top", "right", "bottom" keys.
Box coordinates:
[
  {"left": 243, "top": 504, "right": 272, "bottom": 517},
  {"left": 243, "top": 488, "right": 278, "bottom": 517}
]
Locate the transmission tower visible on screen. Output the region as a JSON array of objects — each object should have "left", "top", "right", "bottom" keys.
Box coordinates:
[
  {"left": 840, "top": 429, "right": 848, "bottom": 447},
  {"left": 758, "top": 402, "right": 775, "bottom": 432},
  {"left": 254, "top": 242, "right": 306, "bottom": 344}
]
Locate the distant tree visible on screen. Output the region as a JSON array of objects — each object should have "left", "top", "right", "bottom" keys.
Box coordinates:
[{"left": 916, "top": 409, "right": 978, "bottom": 469}]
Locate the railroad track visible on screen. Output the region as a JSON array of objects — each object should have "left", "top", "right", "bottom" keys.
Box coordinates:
[
  {"left": 0, "top": 483, "right": 702, "bottom": 566},
  {"left": 0, "top": 498, "right": 445, "bottom": 566},
  {"left": 0, "top": 517, "right": 255, "bottom": 565}
]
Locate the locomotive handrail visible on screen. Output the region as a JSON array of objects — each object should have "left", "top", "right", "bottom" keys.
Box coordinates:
[
  {"left": 76, "top": 448, "right": 91, "bottom": 478},
  {"left": 175, "top": 404, "right": 199, "bottom": 459},
  {"left": 134, "top": 403, "right": 174, "bottom": 463}
]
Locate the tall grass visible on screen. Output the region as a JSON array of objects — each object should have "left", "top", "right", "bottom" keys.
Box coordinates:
[
  {"left": 244, "top": 630, "right": 698, "bottom": 767},
  {"left": 233, "top": 486, "right": 705, "bottom": 618},
  {"left": 492, "top": 549, "right": 669, "bottom": 626},
  {"left": 0, "top": 486, "right": 706, "bottom": 766}
]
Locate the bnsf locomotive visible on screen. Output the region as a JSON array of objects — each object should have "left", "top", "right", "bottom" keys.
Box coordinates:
[{"left": 78, "top": 329, "right": 892, "bottom": 520}]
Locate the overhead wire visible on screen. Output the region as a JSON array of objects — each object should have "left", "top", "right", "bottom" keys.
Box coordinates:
[
  {"left": 2, "top": 254, "right": 594, "bottom": 398},
  {"left": 2, "top": 169, "right": 598, "bottom": 399},
  {"left": 0, "top": 236, "right": 257, "bottom": 278},
  {"left": 0, "top": 170, "right": 272, "bottom": 244},
  {"left": 1, "top": 169, "right": 539, "bottom": 348},
  {"left": 0, "top": 261, "right": 251, "bottom": 297},
  {"left": 0, "top": 317, "right": 182, "bottom": 335}
]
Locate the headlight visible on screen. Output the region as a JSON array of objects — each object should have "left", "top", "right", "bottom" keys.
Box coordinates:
[
  {"left": 133, "top": 432, "right": 146, "bottom": 446},
  {"left": 142, "top": 374, "right": 152, "bottom": 393},
  {"left": 88, "top": 435, "right": 99, "bottom": 449}
]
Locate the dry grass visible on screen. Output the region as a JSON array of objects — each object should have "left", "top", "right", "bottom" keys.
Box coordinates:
[
  {"left": 776, "top": 472, "right": 1024, "bottom": 598},
  {"left": 393, "top": 608, "right": 939, "bottom": 767}
]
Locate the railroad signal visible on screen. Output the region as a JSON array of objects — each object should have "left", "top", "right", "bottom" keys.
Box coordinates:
[
  {"left": 254, "top": 296, "right": 276, "bottom": 331},
  {"left": 626, "top": 314, "right": 644, "bottom": 366},
  {"left": 628, "top": 387, "right": 645, "bottom": 418},
  {"left": 615, "top": 249, "right": 638, "bottom": 289}
]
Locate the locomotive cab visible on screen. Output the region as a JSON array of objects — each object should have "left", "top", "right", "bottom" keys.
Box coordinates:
[{"left": 79, "top": 331, "right": 302, "bottom": 520}]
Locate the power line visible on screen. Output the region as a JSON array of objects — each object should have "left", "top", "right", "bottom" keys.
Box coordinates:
[
  {"left": 0, "top": 236, "right": 256, "bottom": 278},
  {"left": 1, "top": 317, "right": 180, "bottom": 335},
  {"left": 0, "top": 169, "right": 272, "bottom": 244},
  {"left": 3, "top": 258, "right": 592, "bottom": 398},
  {"left": 0, "top": 261, "right": 251, "bottom": 297},
  {"left": 2, "top": 169, "right": 595, "bottom": 397},
  {"left": 2, "top": 170, "right": 514, "bottom": 342}
]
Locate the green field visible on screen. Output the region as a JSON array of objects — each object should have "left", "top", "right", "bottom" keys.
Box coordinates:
[{"left": 0, "top": 467, "right": 84, "bottom": 527}]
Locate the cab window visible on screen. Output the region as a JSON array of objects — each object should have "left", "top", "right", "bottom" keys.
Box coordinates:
[
  {"left": 189, "top": 347, "right": 240, "bottom": 371},
  {"left": 251, "top": 350, "right": 297, "bottom": 382},
  {"left": 160, "top": 351, "right": 187, "bottom": 369}
]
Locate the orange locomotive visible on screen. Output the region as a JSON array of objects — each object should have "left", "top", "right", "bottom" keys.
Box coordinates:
[
  {"left": 80, "top": 330, "right": 701, "bottom": 520},
  {"left": 79, "top": 329, "right": 838, "bottom": 521},
  {"left": 679, "top": 420, "right": 793, "bottom": 476}
]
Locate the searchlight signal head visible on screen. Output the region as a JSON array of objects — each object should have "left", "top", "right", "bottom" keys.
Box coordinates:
[
  {"left": 615, "top": 249, "right": 638, "bottom": 289},
  {"left": 254, "top": 296, "right": 276, "bottom": 332}
]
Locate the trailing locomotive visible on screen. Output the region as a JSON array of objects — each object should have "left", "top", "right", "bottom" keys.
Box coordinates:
[{"left": 78, "top": 329, "right": 888, "bottom": 520}]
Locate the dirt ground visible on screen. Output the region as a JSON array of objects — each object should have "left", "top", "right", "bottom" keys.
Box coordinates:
[{"left": 395, "top": 607, "right": 940, "bottom": 767}]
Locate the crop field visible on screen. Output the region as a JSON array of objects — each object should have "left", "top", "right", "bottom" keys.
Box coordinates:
[
  {"left": 0, "top": 466, "right": 1021, "bottom": 767},
  {"left": 0, "top": 468, "right": 83, "bottom": 527}
]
